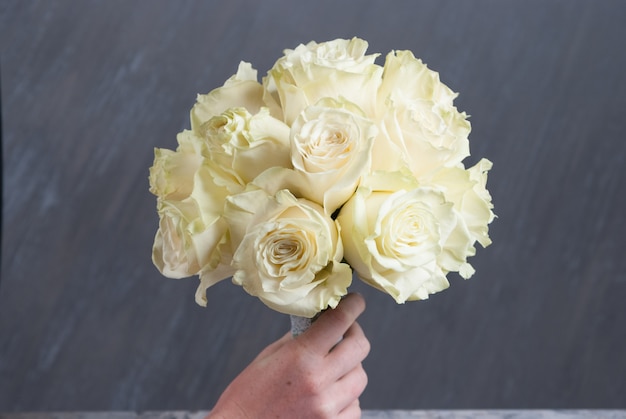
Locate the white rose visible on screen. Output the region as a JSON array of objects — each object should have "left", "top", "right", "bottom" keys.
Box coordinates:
[
  {"left": 288, "top": 97, "right": 377, "bottom": 213},
  {"left": 263, "top": 37, "right": 382, "bottom": 125},
  {"left": 372, "top": 50, "right": 470, "bottom": 177},
  {"left": 198, "top": 107, "right": 291, "bottom": 193},
  {"left": 337, "top": 170, "right": 457, "bottom": 303},
  {"left": 225, "top": 187, "right": 352, "bottom": 317},
  {"left": 378, "top": 50, "right": 458, "bottom": 110},
  {"left": 190, "top": 61, "right": 265, "bottom": 133},
  {"left": 149, "top": 131, "right": 233, "bottom": 289},
  {"left": 426, "top": 159, "right": 495, "bottom": 278}
]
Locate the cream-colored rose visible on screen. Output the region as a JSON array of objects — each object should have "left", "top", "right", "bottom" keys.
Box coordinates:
[
  {"left": 225, "top": 187, "right": 352, "bottom": 317},
  {"left": 190, "top": 61, "right": 265, "bottom": 133},
  {"left": 337, "top": 170, "right": 457, "bottom": 303},
  {"left": 378, "top": 50, "right": 458, "bottom": 110},
  {"left": 288, "top": 97, "right": 377, "bottom": 213},
  {"left": 263, "top": 37, "right": 383, "bottom": 125},
  {"left": 372, "top": 50, "right": 470, "bottom": 177},
  {"left": 198, "top": 107, "right": 291, "bottom": 194},
  {"left": 426, "top": 159, "right": 495, "bottom": 278},
  {"left": 149, "top": 131, "right": 234, "bottom": 297}
]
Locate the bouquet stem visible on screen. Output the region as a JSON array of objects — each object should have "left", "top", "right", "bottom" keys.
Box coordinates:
[{"left": 290, "top": 315, "right": 313, "bottom": 337}]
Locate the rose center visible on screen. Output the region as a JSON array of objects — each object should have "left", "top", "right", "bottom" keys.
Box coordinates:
[
  {"left": 203, "top": 108, "right": 250, "bottom": 153},
  {"left": 260, "top": 226, "right": 314, "bottom": 278},
  {"left": 271, "top": 240, "right": 300, "bottom": 261},
  {"left": 298, "top": 117, "right": 357, "bottom": 172},
  {"left": 381, "top": 203, "right": 437, "bottom": 263}
]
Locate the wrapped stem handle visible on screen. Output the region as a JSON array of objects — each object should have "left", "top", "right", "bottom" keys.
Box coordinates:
[
  {"left": 290, "top": 315, "right": 312, "bottom": 337},
  {"left": 290, "top": 312, "right": 322, "bottom": 337}
]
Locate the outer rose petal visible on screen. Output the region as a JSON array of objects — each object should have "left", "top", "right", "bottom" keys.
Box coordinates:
[
  {"left": 257, "top": 261, "right": 352, "bottom": 318},
  {"left": 195, "top": 261, "right": 237, "bottom": 307},
  {"left": 190, "top": 62, "right": 265, "bottom": 133},
  {"left": 152, "top": 207, "right": 200, "bottom": 278},
  {"left": 426, "top": 159, "right": 495, "bottom": 277},
  {"left": 378, "top": 50, "right": 457, "bottom": 112},
  {"left": 149, "top": 131, "right": 204, "bottom": 200},
  {"left": 152, "top": 198, "right": 229, "bottom": 280}
]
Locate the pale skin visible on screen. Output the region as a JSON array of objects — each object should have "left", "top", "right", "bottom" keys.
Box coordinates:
[{"left": 207, "top": 293, "right": 371, "bottom": 419}]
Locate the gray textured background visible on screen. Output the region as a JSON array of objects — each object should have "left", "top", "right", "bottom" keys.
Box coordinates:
[{"left": 1, "top": 0, "right": 625, "bottom": 412}]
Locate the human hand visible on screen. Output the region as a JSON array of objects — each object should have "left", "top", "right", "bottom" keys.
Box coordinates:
[{"left": 208, "top": 293, "right": 370, "bottom": 419}]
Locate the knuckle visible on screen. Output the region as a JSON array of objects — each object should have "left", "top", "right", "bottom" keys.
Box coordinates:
[
  {"left": 329, "top": 307, "right": 352, "bottom": 328},
  {"left": 357, "top": 365, "right": 368, "bottom": 391},
  {"left": 301, "top": 371, "right": 324, "bottom": 394},
  {"left": 292, "top": 339, "right": 319, "bottom": 365},
  {"left": 356, "top": 334, "right": 371, "bottom": 357},
  {"left": 309, "top": 394, "right": 334, "bottom": 418},
  {"left": 348, "top": 399, "right": 362, "bottom": 419}
]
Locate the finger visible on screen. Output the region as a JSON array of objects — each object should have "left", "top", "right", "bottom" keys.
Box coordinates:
[
  {"left": 255, "top": 332, "right": 291, "bottom": 359},
  {"left": 300, "top": 293, "right": 366, "bottom": 354},
  {"left": 330, "top": 364, "right": 368, "bottom": 413},
  {"left": 327, "top": 322, "right": 370, "bottom": 379},
  {"left": 337, "top": 399, "right": 362, "bottom": 419}
]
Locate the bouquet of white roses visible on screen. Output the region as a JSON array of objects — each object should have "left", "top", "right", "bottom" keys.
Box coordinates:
[{"left": 149, "top": 38, "right": 495, "bottom": 320}]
